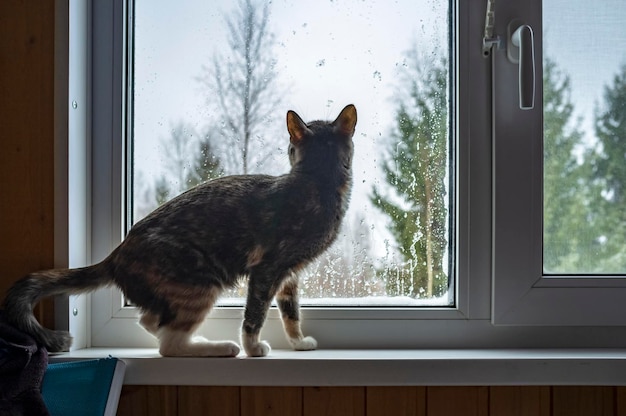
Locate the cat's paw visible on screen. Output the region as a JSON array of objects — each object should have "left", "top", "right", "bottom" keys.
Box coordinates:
[
  {"left": 212, "top": 341, "right": 241, "bottom": 357},
  {"left": 291, "top": 336, "right": 318, "bottom": 351},
  {"left": 245, "top": 340, "right": 271, "bottom": 357},
  {"left": 159, "top": 337, "right": 240, "bottom": 357},
  {"left": 190, "top": 337, "right": 240, "bottom": 357}
]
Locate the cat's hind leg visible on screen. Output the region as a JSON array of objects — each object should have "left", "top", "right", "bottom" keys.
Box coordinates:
[
  {"left": 276, "top": 275, "right": 317, "bottom": 351},
  {"left": 156, "top": 286, "right": 240, "bottom": 357}
]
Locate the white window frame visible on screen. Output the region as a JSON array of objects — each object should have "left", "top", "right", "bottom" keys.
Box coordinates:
[{"left": 55, "top": 0, "right": 626, "bottom": 351}]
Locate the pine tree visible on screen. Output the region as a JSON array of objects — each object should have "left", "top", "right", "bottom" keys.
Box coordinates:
[
  {"left": 590, "top": 63, "right": 626, "bottom": 270},
  {"left": 370, "top": 48, "right": 449, "bottom": 299},
  {"left": 542, "top": 58, "right": 597, "bottom": 272},
  {"left": 185, "top": 135, "right": 224, "bottom": 189}
]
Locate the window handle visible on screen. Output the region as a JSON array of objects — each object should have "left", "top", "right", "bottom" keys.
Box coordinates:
[{"left": 507, "top": 20, "right": 535, "bottom": 110}]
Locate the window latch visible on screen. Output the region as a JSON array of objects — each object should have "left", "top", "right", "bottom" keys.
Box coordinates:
[{"left": 482, "top": 0, "right": 501, "bottom": 57}]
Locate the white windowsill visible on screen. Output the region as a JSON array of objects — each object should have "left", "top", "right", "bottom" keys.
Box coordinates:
[{"left": 49, "top": 348, "right": 626, "bottom": 386}]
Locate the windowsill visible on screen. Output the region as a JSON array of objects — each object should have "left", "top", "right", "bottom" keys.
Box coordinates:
[{"left": 49, "top": 348, "right": 626, "bottom": 386}]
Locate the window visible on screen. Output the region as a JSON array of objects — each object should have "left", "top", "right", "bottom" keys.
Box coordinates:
[
  {"left": 61, "top": 0, "right": 626, "bottom": 350},
  {"left": 131, "top": 0, "right": 454, "bottom": 307}
]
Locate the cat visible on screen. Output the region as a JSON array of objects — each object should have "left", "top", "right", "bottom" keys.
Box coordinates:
[{"left": 2, "top": 105, "right": 357, "bottom": 357}]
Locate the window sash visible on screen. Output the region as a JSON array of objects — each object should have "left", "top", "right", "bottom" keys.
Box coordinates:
[{"left": 490, "top": 0, "right": 626, "bottom": 325}]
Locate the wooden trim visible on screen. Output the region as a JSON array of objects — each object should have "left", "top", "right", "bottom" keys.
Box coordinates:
[{"left": 118, "top": 386, "right": 626, "bottom": 416}]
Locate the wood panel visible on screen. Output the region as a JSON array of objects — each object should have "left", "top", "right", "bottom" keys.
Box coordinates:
[
  {"left": 426, "top": 386, "right": 489, "bottom": 416},
  {"left": 552, "top": 386, "right": 615, "bottom": 416},
  {"left": 303, "top": 387, "right": 365, "bottom": 416},
  {"left": 0, "top": 2, "right": 56, "bottom": 280},
  {"left": 178, "top": 386, "right": 240, "bottom": 416},
  {"left": 616, "top": 387, "right": 626, "bottom": 416},
  {"left": 489, "top": 386, "right": 550, "bottom": 416},
  {"left": 366, "top": 386, "right": 426, "bottom": 416},
  {"left": 117, "top": 385, "right": 178, "bottom": 416},
  {"left": 241, "top": 386, "right": 303, "bottom": 416},
  {"left": 113, "top": 385, "right": 626, "bottom": 415},
  {"left": 0, "top": 0, "right": 56, "bottom": 326}
]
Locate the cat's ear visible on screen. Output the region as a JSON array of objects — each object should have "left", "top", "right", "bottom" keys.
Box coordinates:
[
  {"left": 332, "top": 104, "right": 357, "bottom": 138},
  {"left": 287, "top": 110, "right": 312, "bottom": 144}
]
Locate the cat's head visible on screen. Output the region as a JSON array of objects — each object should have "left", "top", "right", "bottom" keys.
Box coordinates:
[{"left": 286, "top": 105, "right": 357, "bottom": 170}]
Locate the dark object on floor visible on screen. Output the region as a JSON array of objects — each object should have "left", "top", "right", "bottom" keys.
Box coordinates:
[{"left": 0, "top": 311, "right": 50, "bottom": 416}]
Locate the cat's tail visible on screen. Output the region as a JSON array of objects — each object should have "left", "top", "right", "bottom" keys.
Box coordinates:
[{"left": 2, "top": 261, "right": 113, "bottom": 352}]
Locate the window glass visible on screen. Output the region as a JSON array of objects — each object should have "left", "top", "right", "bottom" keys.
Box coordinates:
[
  {"left": 131, "top": 0, "right": 454, "bottom": 305},
  {"left": 543, "top": 0, "right": 626, "bottom": 274}
]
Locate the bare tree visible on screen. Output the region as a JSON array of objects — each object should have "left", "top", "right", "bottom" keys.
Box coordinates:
[{"left": 199, "top": 0, "right": 283, "bottom": 174}]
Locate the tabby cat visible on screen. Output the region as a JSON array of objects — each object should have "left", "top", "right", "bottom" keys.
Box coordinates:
[{"left": 2, "top": 105, "right": 357, "bottom": 357}]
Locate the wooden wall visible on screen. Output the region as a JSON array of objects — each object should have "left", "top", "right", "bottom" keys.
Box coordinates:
[
  {"left": 118, "top": 386, "right": 626, "bottom": 416},
  {"left": 2, "top": 4, "right": 625, "bottom": 416},
  {"left": 0, "top": 0, "right": 56, "bottom": 326}
]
